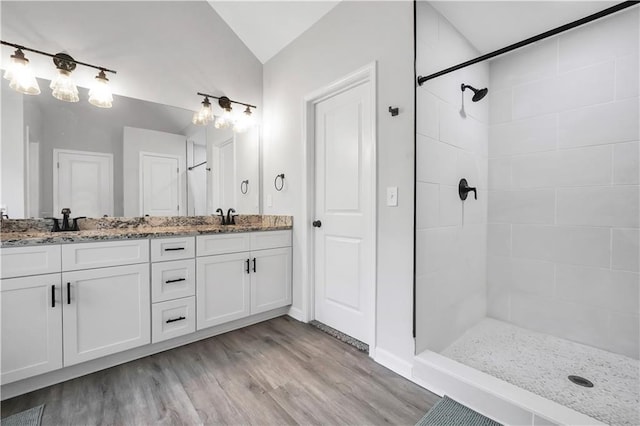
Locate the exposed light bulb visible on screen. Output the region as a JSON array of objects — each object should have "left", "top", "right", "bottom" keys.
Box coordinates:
[
  {"left": 4, "top": 49, "right": 40, "bottom": 95},
  {"left": 50, "top": 69, "right": 79, "bottom": 102},
  {"left": 215, "top": 106, "right": 233, "bottom": 129},
  {"left": 192, "top": 97, "right": 213, "bottom": 125},
  {"left": 233, "top": 106, "right": 254, "bottom": 133},
  {"left": 88, "top": 70, "right": 113, "bottom": 108}
]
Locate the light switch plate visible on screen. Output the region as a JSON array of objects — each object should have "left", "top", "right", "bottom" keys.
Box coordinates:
[{"left": 387, "top": 187, "right": 398, "bottom": 207}]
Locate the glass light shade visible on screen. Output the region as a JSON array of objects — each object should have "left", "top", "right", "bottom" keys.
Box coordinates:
[
  {"left": 215, "top": 107, "right": 233, "bottom": 129},
  {"left": 192, "top": 99, "right": 214, "bottom": 125},
  {"left": 5, "top": 52, "right": 40, "bottom": 95},
  {"left": 88, "top": 71, "right": 113, "bottom": 108},
  {"left": 233, "top": 108, "right": 254, "bottom": 133},
  {"left": 50, "top": 69, "right": 79, "bottom": 102}
]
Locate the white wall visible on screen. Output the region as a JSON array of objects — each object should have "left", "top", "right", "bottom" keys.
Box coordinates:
[
  {"left": 123, "top": 126, "right": 187, "bottom": 217},
  {"left": 415, "top": 1, "right": 490, "bottom": 353},
  {"left": 487, "top": 8, "right": 640, "bottom": 359},
  {"left": 263, "top": 1, "right": 415, "bottom": 366},
  {"left": 0, "top": 86, "right": 25, "bottom": 218}
]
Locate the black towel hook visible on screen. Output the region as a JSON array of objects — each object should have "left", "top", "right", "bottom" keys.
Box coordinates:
[
  {"left": 274, "top": 173, "right": 285, "bottom": 191},
  {"left": 240, "top": 180, "right": 249, "bottom": 194}
]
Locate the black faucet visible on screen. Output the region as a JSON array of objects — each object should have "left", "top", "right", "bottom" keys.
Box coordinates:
[
  {"left": 226, "top": 208, "right": 237, "bottom": 225},
  {"left": 216, "top": 208, "right": 226, "bottom": 225},
  {"left": 458, "top": 178, "right": 477, "bottom": 201},
  {"left": 46, "top": 208, "right": 86, "bottom": 232}
]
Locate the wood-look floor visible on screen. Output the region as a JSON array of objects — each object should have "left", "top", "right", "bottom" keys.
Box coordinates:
[{"left": 1, "top": 316, "right": 439, "bottom": 425}]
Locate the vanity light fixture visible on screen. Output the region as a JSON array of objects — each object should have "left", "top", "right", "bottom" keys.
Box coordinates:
[
  {"left": 193, "top": 92, "right": 257, "bottom": 132},
  {"left": 1, "top": 40, "right": 117, "bottom": 107},
  {"left": 3, "top": 48, "right": 40, "bottom": 95}
]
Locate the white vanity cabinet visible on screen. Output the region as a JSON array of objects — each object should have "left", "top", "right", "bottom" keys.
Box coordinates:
[
  {"left": 150, "top": 237, "right": 196, "bottom": 343},
  {"left": 196, "top": 230, "right": 292, "bottom": 330},
  {"left": 62, "top": 263, "right": 150, "bottom": 366}
]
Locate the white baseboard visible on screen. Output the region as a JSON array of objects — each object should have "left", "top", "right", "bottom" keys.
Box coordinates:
[
  {"left": 287, "top": 306, "right": 306, "bottom": 322},
  {"left": 1, "top": 307, "right": 289, "bottom": 400},
  {"left": 373, "top": 347, "right": 413, "bottom": 379}
]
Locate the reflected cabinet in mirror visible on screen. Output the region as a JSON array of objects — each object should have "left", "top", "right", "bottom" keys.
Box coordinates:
[{"left": 0, "top": 77, "right": 260, "bottom": 219}]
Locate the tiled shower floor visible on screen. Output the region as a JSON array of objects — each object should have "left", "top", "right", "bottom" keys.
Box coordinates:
[{"left": 441, "top": 318, "right": 639, "bottom": 426}]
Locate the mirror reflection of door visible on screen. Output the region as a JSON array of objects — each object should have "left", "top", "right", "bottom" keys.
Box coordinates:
[
  {"left": 53, "top": 149, "right": 114, "bottom": 218},
  {"left": 140, "top": 152, "right": 182, "bottom": 216}
]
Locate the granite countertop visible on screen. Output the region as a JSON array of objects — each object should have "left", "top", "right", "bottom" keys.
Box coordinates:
[{"left": 0, "top": 215, "right": 292, "bottom": 247}]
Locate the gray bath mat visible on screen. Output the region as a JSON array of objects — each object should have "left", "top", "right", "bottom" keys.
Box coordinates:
[
  {"left": 1, "top": 404, "right": 44, "bottom": 426},
  {"left": 416, "top": 396, "right": 502, "bottom": 426}
]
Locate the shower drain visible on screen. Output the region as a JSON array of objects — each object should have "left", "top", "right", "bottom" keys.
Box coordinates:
[{"left": 568, "top": 375, "right": 594, "bottom": 388}]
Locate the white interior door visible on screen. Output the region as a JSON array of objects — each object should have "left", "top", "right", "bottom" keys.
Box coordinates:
[
  {"left": 140, "top": 152, "right": 182, "bottom": 216},
  {"left": 313, "top": 81, "right": 374, "bottom": 345},
  {"left": 54, "top": 149, "right": 113, "bottom": 217}
]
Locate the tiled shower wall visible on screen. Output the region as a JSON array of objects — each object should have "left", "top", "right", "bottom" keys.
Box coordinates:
[
  {"left": 487, "top": 9, "right": 640, "bottom": 359},
  {"left": 415, "top": 1, "right": 489, "bottom": 353}
]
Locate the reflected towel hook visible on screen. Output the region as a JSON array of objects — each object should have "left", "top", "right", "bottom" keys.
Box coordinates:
[
  {"left": 274, "top": 173, "right": 285, "bottom": 191},
  {"left": 240, "top": 180, "right": 249, "bottom": 194}
]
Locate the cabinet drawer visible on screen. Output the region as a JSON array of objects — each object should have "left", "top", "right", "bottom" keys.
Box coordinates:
[
  {"left": 150, "top": 237, "right": 195, "bottom": 262},
  {"left": 62, "top": 240, "right": 149, "bottom": 271},
  {"left": 1, "top": 245, "right": 61, "bottom": 278},
  {"left": 251, "top": 230, "right": 292, "bottom": 251},
  {"left": 197, "top": 233, "right": 251, "bottom": 256},
  {"left": 152, "top": 297, "right": 196, "bottom": 343},
  {"left": 151, "top": 259, "right": 195, "bottom": 303}
]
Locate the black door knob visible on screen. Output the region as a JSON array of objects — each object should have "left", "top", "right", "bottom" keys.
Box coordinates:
[{"left": 312, "top": 220, "right": 322, "bottom": 228}]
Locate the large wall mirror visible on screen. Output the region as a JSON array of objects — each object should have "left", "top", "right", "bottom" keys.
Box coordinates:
[{"left": 1, "top": 77, "right": 260, "bottom": 219}]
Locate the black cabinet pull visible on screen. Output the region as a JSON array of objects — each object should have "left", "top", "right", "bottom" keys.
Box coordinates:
[
  {"left": 246, "top": 259, "right": 250, "bottom": 274},
  {"left": 312, "top": 220, "right": 322, "bottom": 228},
  {"left": 166, "top": 316, "right": 186, "bottom": 324},
  {"left": 165, "top": 278, "right": 186, "bottom": 284},
  {"left": 164, "top": 247, "right": 185, "bottom": 251},
  {"left": 67, "top": 282, "right": 71, "bottom": 304},
  {"left": 253, "top": 258, "right": 256, "bottom": 273},
  {"left": 51, "top": 285, "right": 56, "bottom": 308}
]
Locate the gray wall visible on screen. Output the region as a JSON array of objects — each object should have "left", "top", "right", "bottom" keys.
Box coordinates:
[{"left": 263, "top": 1, "right": 415, "bottom": 365}]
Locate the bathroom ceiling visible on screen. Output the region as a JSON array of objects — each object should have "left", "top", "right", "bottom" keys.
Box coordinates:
[
  {"left": 207, "top": 1, "right": 341, "bottom": 64},
  {"left": 430, "top": 1, "right": 620, "bottom": 54}
]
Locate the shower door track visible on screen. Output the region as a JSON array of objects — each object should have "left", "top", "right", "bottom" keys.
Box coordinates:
[{"left": 417, "top": 0, "right": 639, "bottom": 85}]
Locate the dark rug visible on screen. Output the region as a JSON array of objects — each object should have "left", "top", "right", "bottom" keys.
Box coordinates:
[
  {"left": 1, "top": 404, "right": 44, "bottom": 426},
  {"left": 416, "top": 396, "right": 502, "bottom": 426}
]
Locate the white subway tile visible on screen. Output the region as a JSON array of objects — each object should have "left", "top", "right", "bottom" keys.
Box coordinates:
[
  {"left": 415, "top": 227, "right": 460, "bottom": 275},
  {"left": 512, "top": 75, "right": 560, "bottom": 120},
  {"left": 558, "top": 8, "right": 640, "bottom": 73},
  {"left": 487, "top": 285, "right": 510, "bottom": 322},
  {"left": 464, "top": 189, "right": 487, "bottom": 225},
  {"left": 457, "top": 151, "right": 482, "bottom": 188},
  {"left": 440, "top": 102, "right": 464, "bottom": 149},
  {"left": 556, "top": 186, "right": 639, "bottom": 228},
  {"left": 490, "top": 38, "right": 558, "bottom": 91},
  {"left": 558, "top": 98, "right": 639, "bottom": 148},
  {"left": 489, "top": 89, "right": 512, "bottom": 125},
  {"left": 416, "top": 134, "right": 458, "bottom": 184},
  {"left": 439, "top": 184, "right": 462, "bottom": 227},
  {"left": 608, "top": 313, "right": 640, "bottom": 359},
  {"left": 511, "top": 152, "right": 558, "bottom": 188},
  {"left": 556, "top": 265, "right": 639, "bottom": 315},
  {"left": 555, "top": 145, "right": 612, "bottom": 186},
  {"left": 510, "top": 258, "right": 555, "bottom": 298},
  {"left": 615, "top": 54, "right": 639, "bottom": 100},
  {"left": 512, "top": 225, "right": 610, "bottom": 267},
  {"left": 555, "top": 60, "right": 615, "bottom": 112},
  {"left": 489, "top": 190, "right": 555, "bottom": 224},
  {"left": 488, "top": 224, "right": 511, "bottom": 256},
  {"left": 416, "top": 182, "right": 439, "bottom": 229},
  {"left": 489, "top": 114, "right": 557, "bottom": 157},
  {"left": 488, "top": 158, "right": 511, "bottom": 190},
  {"left": 612, "top": 228, "right": 640, "bottom": 272},
  {"left": 613, "top": 141, "right": 639, "bottom": 185},
  {"left": 416, "top": 90, "right": 439, "bottom": 139}
]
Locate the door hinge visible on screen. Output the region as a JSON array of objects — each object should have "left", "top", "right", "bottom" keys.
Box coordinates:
[
  {"left": 57, "top": 162, "right": 60, "bottom": 169},
  {"left": 177, "top": 205, "right": 179, "bottom": 211},
  {"left": 177, "top": 167, "right": 179, "bottom": 173}
]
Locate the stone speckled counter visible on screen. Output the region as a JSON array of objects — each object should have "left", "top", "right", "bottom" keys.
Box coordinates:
[{"left": 0, "top": 215, "right": 292, "bottom": 247}]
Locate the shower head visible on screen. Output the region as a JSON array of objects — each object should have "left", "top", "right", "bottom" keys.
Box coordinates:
[{"left": 461, "top": 84, "right": 488, "bottom": 102}]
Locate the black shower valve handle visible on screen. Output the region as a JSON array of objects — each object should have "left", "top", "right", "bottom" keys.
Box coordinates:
[{"left": 458, "top": 178, "right": 477, "bottom": 201}]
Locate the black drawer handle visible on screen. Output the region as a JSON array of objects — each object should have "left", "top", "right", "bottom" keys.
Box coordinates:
[
  {"left": 246, "top": 259, "right": 250, "bottom": 274},
  {"left": 165, "top": 278, "right": 186, "bottom": 284},
  {"left": 253, "top": 257, "right": 256, "bottom": 273},
  {"left": 67, "top": 282, "right": 71, "bottom": 304},
  {"left": 166, "top": 316, "right": 186, "bottom": 324},
  {"left": 52, "top": 285, "right": 56, "bottom": 308},
  {"left": 164, "top": 247, "right": 185, "bottom": 251}
]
